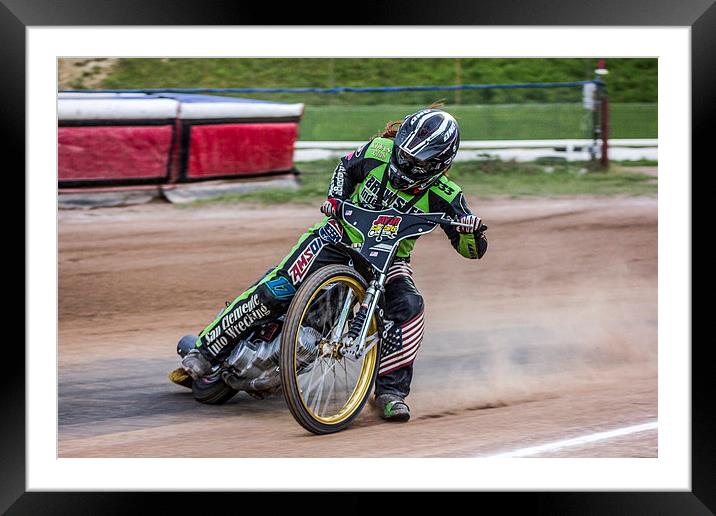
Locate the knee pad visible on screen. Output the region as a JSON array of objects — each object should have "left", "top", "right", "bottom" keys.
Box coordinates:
[
  {"left": 386, "top": 291, "right": 424, "bottom": 325},
  {"left": 403, "top": 294, "right": 424, "bottom": 321}
]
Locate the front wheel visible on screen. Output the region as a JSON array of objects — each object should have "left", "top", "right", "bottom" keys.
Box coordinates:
[{"left": 280, "top": 265, "right": 380, "bottom": 434}]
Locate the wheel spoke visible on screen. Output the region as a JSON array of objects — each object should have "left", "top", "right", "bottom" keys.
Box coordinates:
[
  {"left": 320, "top": 364, "right": 337, "bottom": 416},
  {"left": 301, "top": 347, "right": 322, "bottom": 401},
  {"left": 306, "top": 362, "right": 323, "bottom": 414}
]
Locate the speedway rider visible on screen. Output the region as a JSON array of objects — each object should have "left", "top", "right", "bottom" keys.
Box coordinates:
[{"left": 172, "top": 108, "right": 488, "bottom": 421}]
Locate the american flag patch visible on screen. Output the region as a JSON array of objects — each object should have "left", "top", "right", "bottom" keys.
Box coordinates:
[
  {"left": 386, "top": 261, "right": 412, "bottom": 284},
  {"left": 378, "top": 311, "right": 424, "bottom": 376}
]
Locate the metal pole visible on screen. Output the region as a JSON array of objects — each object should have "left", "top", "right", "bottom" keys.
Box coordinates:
[
  {"left": 595, "top": 59, "right": 610, "bottom": 170},
  {"left": 454, "top": 58, "right": 462, "bottom": 105},
  {"left": 600, "top": 86, "right": 609, "bottom": 169}
]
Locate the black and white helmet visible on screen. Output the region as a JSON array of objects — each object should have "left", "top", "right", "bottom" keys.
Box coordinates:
[{"left": 389, "top": 109, "right": 460, "bottom": 192}]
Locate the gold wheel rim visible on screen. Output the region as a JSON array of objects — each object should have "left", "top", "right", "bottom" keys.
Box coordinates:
[{"left": 294, "top": 275, "right": 378, "bottom": 425}]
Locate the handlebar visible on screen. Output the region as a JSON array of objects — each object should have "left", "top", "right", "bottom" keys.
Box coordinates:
[
  {"left": 411, "top": 212, "right": 488, "bottom": 232},
  {"left": 336, "top": 200, "right": 487, "bottom": 232}
]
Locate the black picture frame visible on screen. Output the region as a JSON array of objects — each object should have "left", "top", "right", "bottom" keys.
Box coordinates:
[{"left": 5, "top": 0, "right": 710, "bottom": 512}]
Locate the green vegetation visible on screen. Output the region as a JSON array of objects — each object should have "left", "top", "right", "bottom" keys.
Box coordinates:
[
  {"left": 299, "top": 103, "right": 656, "bottom": 140},
  {"left": 445, "top": 159, "right": 657, "bottom": 198},
  {"left": 185, "top": 159, "right": 657, "bottom": 208},
  {"left": 609, "top": 159, "right": 658, "bottom": 167},
  {"left": 98, "top": 58, "right": 656, "bottom": 104},
  {"left": 77, "top": 58, "right": 658, "bottom": 140}
]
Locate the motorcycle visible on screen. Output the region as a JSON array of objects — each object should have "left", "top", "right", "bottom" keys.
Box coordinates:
[{"left": 175, "top": 200, "right": 477, "bottom": 434}]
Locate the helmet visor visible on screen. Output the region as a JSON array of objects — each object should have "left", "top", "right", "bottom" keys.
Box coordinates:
[{"left": 396, "top": 148, "right": 443, "bottom": 177}]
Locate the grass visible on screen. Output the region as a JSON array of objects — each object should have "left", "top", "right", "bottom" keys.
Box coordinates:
[
  {"left": 609, "top": 159, "right": 658, "bottom": 167},
  {"left": 447, "top": 159, "right": 657, "bottom": 198},
  {"left": 184, "top": 159, "right": 657, "bottom": 208},
  {"left": 298, "top": 103, "right": 656, "bottom": 141},
  {"left": 72, "top": 57, "right": 659, "bottom": 140},
  {"left": 97, "top": 58, "right": 657, "bottom": 104}
]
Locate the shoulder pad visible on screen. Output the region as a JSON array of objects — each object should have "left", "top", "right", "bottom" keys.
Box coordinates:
[
  {"left": 430, "top": 175, "right": 461, "bottom": 202},
  {"left": 364, "top": 138, "right": 394, "bottom": 163}
]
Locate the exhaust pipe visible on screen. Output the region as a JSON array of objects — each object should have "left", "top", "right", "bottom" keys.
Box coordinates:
[{"left": 221, "top": 368, "right": 281, "bottom": 392}]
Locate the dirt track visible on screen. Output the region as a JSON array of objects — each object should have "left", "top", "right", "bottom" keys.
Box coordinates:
[{"left": 58, "top": 195, "right": 657, "bottom": 457}]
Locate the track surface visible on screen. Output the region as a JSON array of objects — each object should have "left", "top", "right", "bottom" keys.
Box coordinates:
[{"left": 58, "top": 195, "right": 657, "bottom": 457}]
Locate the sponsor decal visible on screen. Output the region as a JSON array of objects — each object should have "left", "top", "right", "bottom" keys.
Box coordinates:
[
  {"left": 443, "top": 123, "right": 456, "bottom": 141},
  {"left": 318, "top": 218, "right": 343, "bottom": 244},
  {"left": 288, "top": 237, "right": 326, "bottom": 285},
  {"left": 410, "top": 110, "right": 431, "bottom": 125},
  {"left": 266, "top": 275, "right": 296, "bottom": 299},
  {"left": 436, "top": 180, "right": 455, "bottom": 196},
  {"left": 359, "top": 175, "right": 423, "bottom": 214},
  {"left": 368, "top": 141, "right": 391, "bottom": 160},
  {"left": 204, "top": 293, "right": 272, "bottom": 355},
  {"left": 330, "top": 165, "right": 346, "bottom": 196},
  {"left": 368, "top": 215, "right": 402, "bottom": 242},
  {"left": 372, "top": 141, "right": 391, "bottom": 153},
  {"left": 354, "top": 143, "right": 366, "bottom": 158}
]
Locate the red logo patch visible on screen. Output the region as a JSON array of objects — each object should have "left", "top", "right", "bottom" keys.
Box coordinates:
[
  {"left": 368, "top": 215, "right": 402, "bottom": 241},
  {"left": 288, "top": 238, "right": 326, "bottom": 284}
]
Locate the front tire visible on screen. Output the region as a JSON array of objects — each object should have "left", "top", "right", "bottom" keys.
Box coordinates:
[{"left": 280, "top": 264, "right": 380, "bottom": 434}]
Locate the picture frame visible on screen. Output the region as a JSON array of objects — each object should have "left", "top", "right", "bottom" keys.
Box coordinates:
[{"left": 6, "top": 0, "right": 709, "bottom": 511}]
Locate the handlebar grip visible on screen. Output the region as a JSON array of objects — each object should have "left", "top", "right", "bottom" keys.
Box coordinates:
[
  {"left": 448, "top": 220, "right": 475, "bottom": 229},
  {"left": 447, "top": 220, "right": 488, "bottom": 232}
]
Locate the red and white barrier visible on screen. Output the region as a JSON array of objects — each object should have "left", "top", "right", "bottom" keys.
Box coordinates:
[
  {"left": 57, "top": 93, "right": 304, "bottom": 191},
  {"left": 176, "top": 95, "right": 302, "bottom": 180},
  {"left": 186, "top": 123, "right": 298, "bottom": 179},
  {"left": 59, "top": 125, "right": 175, "bottom": 183},
  {"left": 58, "top": 97, "right": 179, "bottom": 120}
]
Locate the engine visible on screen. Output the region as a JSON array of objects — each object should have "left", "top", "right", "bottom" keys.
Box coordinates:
[{"left": 222, "top": 320, "right": 323, "bottom": 392}]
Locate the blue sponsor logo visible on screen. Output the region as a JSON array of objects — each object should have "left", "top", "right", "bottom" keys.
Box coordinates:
[{"left": 266, "top": 276, "right": 296, "bottom": 299}]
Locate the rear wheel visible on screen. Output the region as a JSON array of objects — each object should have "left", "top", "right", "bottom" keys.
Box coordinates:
[
  {"left": 191, "top": 369, "right": 238, "bottom": 405},
  {"left": 280, "top": 265, "right": 380, "bottom": 434}
]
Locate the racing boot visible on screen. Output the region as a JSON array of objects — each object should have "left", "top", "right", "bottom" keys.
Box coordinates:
[
  {"left": 168, "top": 367, "right": 193, "bottom": 389},
  {"left": 169, "top": 335, "right": 211, "bottom": 388},
  {"left": 169, "top": 349, "right": 211, "bottom": 388},
  {"left": 375, "top": 393, "right": 411, "bottom": 422}
]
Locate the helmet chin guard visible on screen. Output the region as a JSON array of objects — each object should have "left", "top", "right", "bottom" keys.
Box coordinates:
[{"left": 388, "top": 162, "right": 443, "bottom": 192}]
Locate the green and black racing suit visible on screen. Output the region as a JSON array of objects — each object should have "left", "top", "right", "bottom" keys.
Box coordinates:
[{"left": 191, "top": 137, "right": 487, "bottom": 398}]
